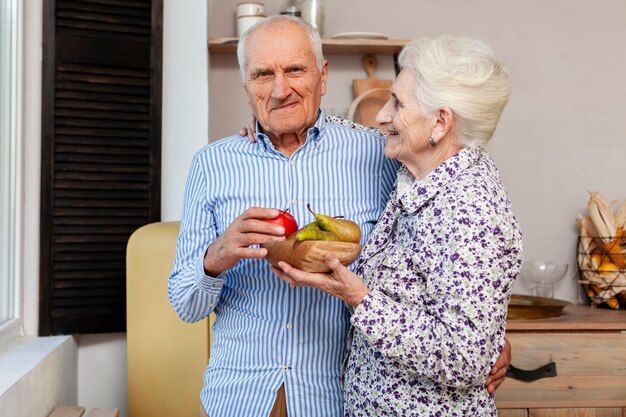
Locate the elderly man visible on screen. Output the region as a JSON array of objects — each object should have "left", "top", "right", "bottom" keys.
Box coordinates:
[{"left": 169, "top": 15, "right": 510, "bottom": 417}]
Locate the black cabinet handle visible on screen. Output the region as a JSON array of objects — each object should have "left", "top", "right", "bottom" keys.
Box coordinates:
[{"left": 506, "top": 361, "right": 557, "bottom": 382}]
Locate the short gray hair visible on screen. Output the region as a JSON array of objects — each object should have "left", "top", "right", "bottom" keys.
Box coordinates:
[
  {"left": 236, "top": 15, "right": 324, "bottom": 83},
  {"left": 398, "top": 35, "right": 511, "bottom": 148}
]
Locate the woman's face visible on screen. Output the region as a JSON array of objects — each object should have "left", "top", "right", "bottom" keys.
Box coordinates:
[{"left": 375, "top": 69, "right": 434, "bottom": 165}]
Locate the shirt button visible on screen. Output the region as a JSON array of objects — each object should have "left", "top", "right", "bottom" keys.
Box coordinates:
[
  {"left": 286, "top": 323, "right": 293, "bottom": 330},
  {"left": 291, "top": 199, "right": 297, "bottom": 205},
  {"left": 289, "top": 284, "right": 295, "bottom": 289},
  {"left": 282, "top": 365, "right": 290, "bottom": 372},
  {"left": 290, "top": 160, "right": 296, "bottom": 166}
]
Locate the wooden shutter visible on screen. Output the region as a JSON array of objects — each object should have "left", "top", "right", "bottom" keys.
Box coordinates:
[{"left": 40, "top": 0, "right": 163, "bottom": 335}]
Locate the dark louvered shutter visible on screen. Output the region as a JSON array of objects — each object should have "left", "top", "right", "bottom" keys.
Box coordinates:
[{"left": 40, "top": 0, "right": 163, "bottom": 335}]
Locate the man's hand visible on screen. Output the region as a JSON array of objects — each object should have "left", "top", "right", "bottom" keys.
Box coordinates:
[
  {"left": 203, "top": 207, "right": 286, "bottom": 276},
  {"left": 486, "top": 338, "right": 511, "bottom": 394},
  {"left": 240, "top": 116, "right": 258, "bottom": 143}
]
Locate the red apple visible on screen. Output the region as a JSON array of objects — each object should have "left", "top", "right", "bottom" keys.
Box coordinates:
[{"left": 264, "top": 209, "right": 298, "bottom": 237}]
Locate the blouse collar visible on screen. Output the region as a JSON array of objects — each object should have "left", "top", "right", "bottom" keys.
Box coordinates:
[{"left": 395, "top": 146, "right": 482, "bottom": 214}]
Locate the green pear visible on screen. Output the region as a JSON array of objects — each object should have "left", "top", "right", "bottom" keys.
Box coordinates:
[
  {"left": 307, "top": 203, "right": 361, "bottom": 243},
  {"left": 301, "top": 221, "right": 322, "bottom": 231},
  {"left": 295, "top": 228, "right": 339, "bottom": 242}
]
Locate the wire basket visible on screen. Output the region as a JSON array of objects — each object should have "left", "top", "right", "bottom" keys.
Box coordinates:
[{"left": 577, "top": 235, "right": 626, "bottom": 309}]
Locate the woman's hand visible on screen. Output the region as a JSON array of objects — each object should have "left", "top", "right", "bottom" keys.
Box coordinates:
[
  {"left": 485, "top": 338, "right": 511, "bottom": 394},
  {"left": 239, "top": 115, "right": 258, "bottom": 143},
  {"left": 271, "top": 253, "right": 369, "bottom": 308}
]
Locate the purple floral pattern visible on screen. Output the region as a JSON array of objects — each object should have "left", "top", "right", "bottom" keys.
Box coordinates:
[
  {"left": 325, "top": 114, "right": 383, "bottom": 136},
  {"left": 344, "top": 147, "right": 523, "bottom": 417}
]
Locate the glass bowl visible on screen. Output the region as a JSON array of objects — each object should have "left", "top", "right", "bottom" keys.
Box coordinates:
[{"left": 520, "top": 261, "right": 569, "bottom": 298}]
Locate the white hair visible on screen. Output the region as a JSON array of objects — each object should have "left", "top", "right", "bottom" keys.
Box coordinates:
[
  {"left": 398, "top": 35, "right": 511, "bottom": 148},
  {"left": 236, "top": 15, "right": 324, "bottom": 83}
]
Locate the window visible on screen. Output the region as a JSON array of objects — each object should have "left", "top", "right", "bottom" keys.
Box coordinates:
[{"left": 0, "top": 0, "right": 23, "bottom": 344}]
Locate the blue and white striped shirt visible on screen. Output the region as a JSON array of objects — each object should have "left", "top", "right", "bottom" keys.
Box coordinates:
[{"left": 169, "top": 112, "right": 398, "bottom": 417}]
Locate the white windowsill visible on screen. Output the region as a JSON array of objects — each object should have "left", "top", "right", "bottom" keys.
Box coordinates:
[
  {"left": 0, "top": 335, "right": 73, "bottom": 396},
  {"left": 0, "top": 335, "right": 78, "bottom": 417}
]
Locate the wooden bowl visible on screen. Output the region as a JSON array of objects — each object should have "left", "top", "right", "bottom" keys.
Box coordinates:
[
  {"left": 262, "top": 240, "right": 362, "bottom": 273},
  {"left": 507, "top": 294, "right": 571, "bottom": 320}
]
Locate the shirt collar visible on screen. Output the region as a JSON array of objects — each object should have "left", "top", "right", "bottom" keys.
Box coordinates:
[
  {"left": 395, "top": 146, "right": 482, "bottom": 214},
  {"left": 255, "top": 109, "right": 325, "bottom": 154}
]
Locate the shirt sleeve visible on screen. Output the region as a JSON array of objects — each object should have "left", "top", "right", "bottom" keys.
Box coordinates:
[
  {"left": 168, "top": 152, "right": 225, "bottom": 323},
  {"left": 350, "top": 187, "right": 523, "bottom": 389},
  {"left": 380, "top": 158, "right": 399, "bottom": 208}
]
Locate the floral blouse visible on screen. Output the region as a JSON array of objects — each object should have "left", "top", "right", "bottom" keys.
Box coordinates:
[{"left": 344, "top": 147, "right": 523, "bottom": 417}]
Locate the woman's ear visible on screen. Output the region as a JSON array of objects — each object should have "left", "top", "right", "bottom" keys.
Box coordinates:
[{"left": 432, "top": 107, "right": 455, "bottom": 140}]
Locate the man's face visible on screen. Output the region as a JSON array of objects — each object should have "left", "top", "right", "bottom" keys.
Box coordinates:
[{"left": 243, "top": 22, "right": 328, "bottom": 138}]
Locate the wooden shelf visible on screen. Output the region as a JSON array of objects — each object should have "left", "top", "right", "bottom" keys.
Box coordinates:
[{"left": 209, "top": 36, "right": 408, "bottom": 55}]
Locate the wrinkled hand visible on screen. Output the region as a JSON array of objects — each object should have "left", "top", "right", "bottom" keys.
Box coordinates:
[
  {"left": 271, "top": 253, "right": 369, "bottom": 308},
  {"left": 239, "top": 115, "right": 258, "bottom": 143},
  {"left": 486, "top": 338, "right": 511, "bottom": 394},
  {"left": 203, "top": 207, "right": 285, "bottom": 276}
]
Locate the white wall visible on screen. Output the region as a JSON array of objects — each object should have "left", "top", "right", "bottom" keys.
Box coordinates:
[
  {"left": 161, "top": 0, "right": 210, "bottom": 220},
  {"left": 22, "top": 0, "right": 42, "bottom": 339},
  {"left": 209, "top": 0, "right": 626, "bottom": 304},
  {"left": 76, "top": 333, "right": 128, "bottom": 417}
]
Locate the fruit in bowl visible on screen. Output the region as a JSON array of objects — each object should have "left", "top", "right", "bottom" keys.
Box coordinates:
[
  {"left": 263, "top": 204, "right": 362, "bottom": 273},
  {"left": 263, "top": 208, "right": 298, "bottom": 237}
]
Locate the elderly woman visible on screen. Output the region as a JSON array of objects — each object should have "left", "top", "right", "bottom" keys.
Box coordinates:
[{"left": 272, "top": 35, "right": 523, "bottom": 416}]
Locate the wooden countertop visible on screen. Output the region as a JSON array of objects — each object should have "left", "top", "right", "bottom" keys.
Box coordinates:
[{"left": 507, "top": 305, "right": 626, "bottom": 331}]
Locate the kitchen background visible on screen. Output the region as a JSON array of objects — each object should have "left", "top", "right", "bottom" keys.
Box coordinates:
[
  {"left": 207, "top": 0, "right": 626, "bottom": 303},
  {"left": 13, "top": 0, "right": 626, "bottom": 416}
]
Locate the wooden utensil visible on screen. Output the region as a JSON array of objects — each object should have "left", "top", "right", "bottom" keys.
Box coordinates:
[
  {"left": 263, "top": 240, "right": 362, "bottom": 273},
  {"left": 350, "top": 54, "right": 392, "bottom": 127}
]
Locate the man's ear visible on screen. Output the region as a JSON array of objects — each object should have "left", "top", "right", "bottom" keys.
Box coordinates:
[{"left": 320, "top": 59, "right": 329, "bottom": 96}]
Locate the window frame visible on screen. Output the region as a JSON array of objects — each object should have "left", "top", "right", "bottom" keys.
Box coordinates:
[{"left": 0, "top": 0, "right": 24, "bottom": 349}]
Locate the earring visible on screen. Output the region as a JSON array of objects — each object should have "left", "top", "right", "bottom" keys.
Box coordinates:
[{"left": 429, "top": 136, "right": 437, "bottom": 147}]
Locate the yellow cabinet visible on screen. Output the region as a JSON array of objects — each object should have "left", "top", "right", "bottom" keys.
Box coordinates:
[{"left": 127, "top": 222, "right": 213, "bottom": 417}]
